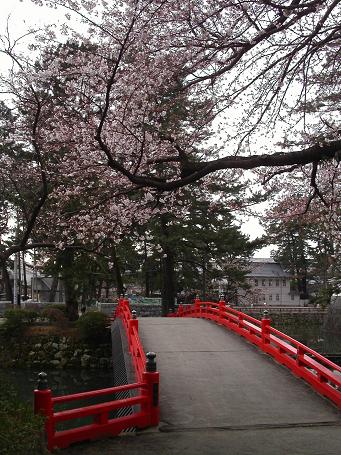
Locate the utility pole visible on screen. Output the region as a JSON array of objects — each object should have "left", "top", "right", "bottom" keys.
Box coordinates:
[
  {"left": 13, "top": 252, "right": 18, "bottom": 305},
  {"left": 33, "top": 249, "right": 37, "bottom": 301},
  {"left": 13, "top": 210, "right": 20, "bottom": 305}
]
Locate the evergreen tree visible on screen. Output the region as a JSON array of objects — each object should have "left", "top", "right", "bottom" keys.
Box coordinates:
[
  {"left": 136, "top": 181, "right": 262, "bottom": 314},
  {"left": 263, "top": 214, "right": 341, "bottom": 304}
]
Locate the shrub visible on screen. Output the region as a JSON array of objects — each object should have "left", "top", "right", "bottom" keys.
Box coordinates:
[
  {"left": 0, "top": 309, "right": 38, "bottom": 338},
  {"left": 23, "top": 302, "right": 41, "bottom": 312},
  {"left": 0, "top": 375, "right": 47, "bottom": 454},
  {"left": 76, "top": 311, "right": 110, "bottom": 344},
  {"left": 22, "top": 310, "right": 39, "bottom": 324},
  {"left": 43, "top": 303, "right": 68, "bottom": 316},
  {"left": 41, "top": 307, "right": 68, "bottom": 327}
]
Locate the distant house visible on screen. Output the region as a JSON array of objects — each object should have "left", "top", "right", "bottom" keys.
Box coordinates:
[
  {"left": 0, "top": 267, "right": 36, "bottom": 301},
  {"left": 0, "top": 266, "right": 65, "bottom": 303},
  {"left": 31, "top": 276, "right": 65, "bottom": 303},
  {"left": 238, "top": 258, "right": 307, "bottom": 306}
]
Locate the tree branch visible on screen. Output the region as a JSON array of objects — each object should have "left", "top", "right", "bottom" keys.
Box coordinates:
[{"left": 107, "top": 139, "right": 341, "bottom": 190}]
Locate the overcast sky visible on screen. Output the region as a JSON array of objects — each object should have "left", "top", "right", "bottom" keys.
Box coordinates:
[
  {"left": 0, "top": 0, "right": 62, "bottom": 72},
  {"left": 1, "top": 0, "right": 59, "bottom": 35},
  {"left": 0, "top": 0, "right": 273, "bottom": 258}
]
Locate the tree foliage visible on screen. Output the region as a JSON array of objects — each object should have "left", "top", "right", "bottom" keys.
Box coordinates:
[
  {"left": 263, "top": 202, "right": 341, "bottom": 304},
  {"left": 0, "top": 375, "right": 46, "bottom": 455},
  {"left": 1, "top": 0, "right": 340, "bottom": 308}
]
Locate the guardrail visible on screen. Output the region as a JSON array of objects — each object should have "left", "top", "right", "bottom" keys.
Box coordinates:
[
  {"left": 169, "top": 298, "right": 341, "bottom": 410},
  {"left": 113, "top": 298, "right": 149, "bottom": 382},
  {"left": 34, "top": 298, "right": 159, "bottom": 451}
]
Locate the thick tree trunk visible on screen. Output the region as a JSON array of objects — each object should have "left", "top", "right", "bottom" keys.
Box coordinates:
[
  {"left": 298, "top": 250, "right": 308, "bottom": 299},
  {"left": 1, "top": 262, "right": 13, "bottom": 302},
  {"left": 17, "top": 253, "right": 21, "bottom": 306},
  {"left": 112, "top": 246, "right": 124, "bottom": 296},
  {"left": 145, "top": 268, "right": 151, "bottom": 297},
  {"left": 160, "top": 215, "right": 176, "bottom": 316},
  {"left": 60, "top": 248, "right": 79, "bottom": 321},
  {"left": 81, "top": 285, "right": 87, "bottom": 306},
  {"left": 202, "top": 265, "right": 206, "bottom": 300},
  {"left": 143, "top": 240, "right": 151, "bottom": 297},
  {"left": 161, "top": 249, "right": 175, "bottom": 316},
  {"left": 88, "top": 271, "right": 96, "bottom": 303},
  {"left": 48, "top": 254, "right": 62, "bottom": 302},
  {"left": 49, "top": 275, "right": 59, "bottom": 302},
  {"left": 97, "top": 279, "right": 103, "bottom": 300},
  {"left": 22, "top": 252, "right": 28, "bottom": 299},
  {"left": 299, "top": 274, "right": 308, "bottom": 299}
]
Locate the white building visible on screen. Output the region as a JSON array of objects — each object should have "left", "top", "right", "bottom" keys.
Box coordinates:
[{"left": 238, "top": 258, "right": 307, "bottom": 306}]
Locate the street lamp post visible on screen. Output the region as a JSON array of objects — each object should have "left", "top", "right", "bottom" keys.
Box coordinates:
[{"left": 13, "top": 252, "right": 19, "bottom": 305}]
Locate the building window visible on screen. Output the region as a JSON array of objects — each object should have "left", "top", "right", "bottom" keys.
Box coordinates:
[
  {"left": 276, "top": 294, "right": 280, "bottom": 301},
  {"left": 291, "top": 294, "right": 295, "bottom": 301},
  {"left": 276, "top": 279, "right": 279, "bottom": 287},
  {"left": 254, "top": 296, "right": 258, "bottom": 303},
  {"left": 269, "top": 280, "right": 272, "bottom": 286},
  {"left": 255, "top": 279, "right": 258, "bottom": 286},
  {"left": 269, "top": 294, "right": 272, "bottom": 301},
  {"left": 262, "top": 279, "right": 266, "bottom": 286},
  {"left": 283, "top": 279, "right": 287, "bottom": 286}
]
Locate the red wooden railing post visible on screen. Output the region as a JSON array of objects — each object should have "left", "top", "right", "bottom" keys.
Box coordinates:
[
  {"left": 225, "top": 303, "right": 231, "bottom": 324},
  {"left": 194, "top": 295, "right": 201, "bottom": 317},
  {"left": 34, "top": 372, "right": 55, "bottom": 451},
  {"left": 296, "top": 345, "right": 305, "bottom": 367},
  {"left": 218, "top": 295, "right": 226, "bottom": 325},
  {"left": 238, "top": 312, "right": 244, "bottom": 329},
  {"left": 129, "top": 311, "right": 139, "bottom": 351},
  {"left": 94, "top": 411, "right": 109, "bottom": 425},
  {"left": 261, "top": 310, "right": 271, "bottom": 346},
  {"left": 123, "top": 297, "right": 129, "bottom": 314},
  {"left": 142, "top": 352, "right": 160, "bottom": 426},
  {"left": 113, "top": 294, "right": 125, "bottom": 319}
]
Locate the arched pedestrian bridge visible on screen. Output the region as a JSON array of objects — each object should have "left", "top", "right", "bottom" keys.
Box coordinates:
[
  {"left": 137, "top": 316, "right": 340, "bottom": 430},
  {"left": 35, "top": 298, "right": 341, "bottom": 454}
]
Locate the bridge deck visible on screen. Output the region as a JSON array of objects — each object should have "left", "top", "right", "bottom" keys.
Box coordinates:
[
  {"left": 138, "top": 318, "right": 340, "bottom": 429},
  {"left": 62, "top": 317, "right": 341, "bottom": 454}
]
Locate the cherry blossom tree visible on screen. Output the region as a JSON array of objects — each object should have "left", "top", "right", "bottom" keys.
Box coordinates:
[
  {"left": 1, "top": 0, "right": 341, "bottom": 310},
  {"left": 2, "top": 1, "right": 340, "bottom": 224},
  {"left": 262, "top": 161, "right": 340, "bottom": 303},
  {"left": 23, "top": 0, "right": 340, "bottom": 194}
]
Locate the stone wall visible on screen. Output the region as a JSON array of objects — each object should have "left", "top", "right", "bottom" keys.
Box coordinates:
[
  {"left": 241, "top": 309, "right": 326, "bottom": 326},
  {"left": 323, "top": 301, "right": 341, "bottom": 333},
  {"left": 102, "top": 303, "right": 163, "bottom": 317},
  {"left": 100, "top": 302, "right": 327, "bottom": 325},
  {"left": 0, "top": 335, "right": 113, "bottom": 369}
]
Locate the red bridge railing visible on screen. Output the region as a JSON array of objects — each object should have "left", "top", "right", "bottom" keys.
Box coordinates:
[
  {"left": 169, "top": 298, "right": 341, "bottom": 410},
  {"left": 34, "top": 298, "right": 159, "bottom": 452},
  {"left": 114, "top": 298, "right": 147, "bottom": 382}
]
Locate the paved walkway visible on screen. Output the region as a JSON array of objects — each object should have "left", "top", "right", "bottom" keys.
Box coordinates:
[
  {"left": 138, "top": 318, "right": 340, "bottom": 429},
  {"left": 64, "top": 317, "right": 341, "bottom": 454}
]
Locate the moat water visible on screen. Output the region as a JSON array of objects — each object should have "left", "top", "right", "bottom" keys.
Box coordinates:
[
  {"left": 274, "top": 324, "right": 341, "bottom": 364},
  {"left": 0, "top": 368, "right": 115, "bottom": 430},
  {"left": 1, "top": 367, "right": 114, "bottom": 402}
]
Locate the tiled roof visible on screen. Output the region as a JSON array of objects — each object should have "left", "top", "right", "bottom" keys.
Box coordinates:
[
  {"left": 251, "top": 258, "right": 277, "bottom": 263},
  {"left": 246, "top": 259, "right": 290, "bottom": 278}
]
